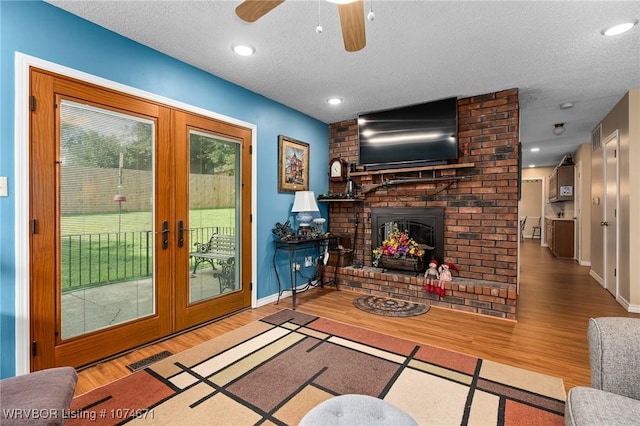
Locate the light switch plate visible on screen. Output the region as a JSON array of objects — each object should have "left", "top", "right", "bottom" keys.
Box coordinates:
[{"left": 0, "top": 177, "right": 7, "bottom": 197}]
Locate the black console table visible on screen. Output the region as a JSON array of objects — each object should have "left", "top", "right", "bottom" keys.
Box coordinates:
[{"left": 273, "top": 235, "right": 339, "bottom": 309}]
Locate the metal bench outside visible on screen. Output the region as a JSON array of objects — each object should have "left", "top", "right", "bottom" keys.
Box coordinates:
[{"left": 189, "top": 233, "right": 236, "bottom": 277}]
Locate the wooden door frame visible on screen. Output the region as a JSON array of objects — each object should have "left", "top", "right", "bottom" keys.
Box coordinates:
[{"left": 14, "top": 53, "right": 257, "bottom": 374}]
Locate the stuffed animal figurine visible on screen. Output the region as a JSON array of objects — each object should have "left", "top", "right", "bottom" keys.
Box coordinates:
[
  {"left": 437, "top": 262, "right": 459, "bottom": 297},
  {"left": 424, "top": 260, "right": 439, "bottom": 293}
]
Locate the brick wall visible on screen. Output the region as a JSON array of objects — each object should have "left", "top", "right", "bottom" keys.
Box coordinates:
[{"left": 324, "top": 89, "right": 519, "bottom": 319}]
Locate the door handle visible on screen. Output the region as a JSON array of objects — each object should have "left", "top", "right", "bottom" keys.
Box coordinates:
[
  {"left": 178, "top": 220, "right": 185, "bottom": 248},
  {"left": 600, "top": 221, "right": 609, "bottom": 226},
  {"left": 160, "top": 220, "right": 169, "bottom": 249}
]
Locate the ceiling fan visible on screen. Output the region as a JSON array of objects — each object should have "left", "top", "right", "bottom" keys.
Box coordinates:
[{"left": 235, "top": 0, "right": 366, "bottom": 52}]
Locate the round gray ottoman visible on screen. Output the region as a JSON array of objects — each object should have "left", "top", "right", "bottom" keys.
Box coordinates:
[{"left": 299, "top": 394, "right": 418, "bottom": 426}]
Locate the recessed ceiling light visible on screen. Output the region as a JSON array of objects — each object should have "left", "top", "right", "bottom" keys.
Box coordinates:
[
  {"left": 601, "top": 20, "right": 638, "bottom": 36},
  {"left": 560, "top": 102, "right": 574, "bottom": 110},
  {"left": 530, "top": 147, "right": 540, "bottom": 152},
  {"left": 327, "top": 97, "right": 343, "bottom": 105},
  {"left": 232, "top": 44, "right": 255, "bottom": 56},
  {"left": 529, "top": 165, "right": 536, "bottom": 168}
]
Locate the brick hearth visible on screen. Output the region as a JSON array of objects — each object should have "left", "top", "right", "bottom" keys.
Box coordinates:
[
  {"left": 325, "top": 267, "right": 517, "bottom": 320},
  {"left": 325, "top": 89, "right": 519, "bottom": 320}
]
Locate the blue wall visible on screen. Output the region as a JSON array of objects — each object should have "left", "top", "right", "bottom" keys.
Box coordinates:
[{"left": 0, "top": 1, "right": 329, "bottom": 378}]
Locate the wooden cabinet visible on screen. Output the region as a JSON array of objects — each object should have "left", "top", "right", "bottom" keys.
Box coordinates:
[
  {"left": 548, "top": 165, "right": 574, "bottom": 202},
  {"left": 546, "top": 218, "right": 574, "bottom": 258},
  {"left": 545, "top": 218, "right": 553, "bottom": 245}
]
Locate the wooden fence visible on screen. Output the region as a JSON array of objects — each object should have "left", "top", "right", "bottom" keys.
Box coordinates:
[{"left": 61, "top": 165, "right": 235, "bottom": 214}]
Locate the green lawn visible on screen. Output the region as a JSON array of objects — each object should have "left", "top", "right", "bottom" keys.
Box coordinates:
[
  {"left": 62, "top": 208, "right": 235, "bottom": 234},
  {"left": 61, "top": 208, "right": 235, "bottom": 291}
]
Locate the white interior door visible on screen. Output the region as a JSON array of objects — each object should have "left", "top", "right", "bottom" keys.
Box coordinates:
[
  {"left": 575, "top": 161, "right": 582, "bottom": 263},
  {"left": 603, "top": 131, "right": 618, "bottom": 297}
]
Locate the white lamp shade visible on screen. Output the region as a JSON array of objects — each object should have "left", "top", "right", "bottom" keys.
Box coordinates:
[{"left": 291, "top": 191, "right": 319, "bottom": 213}]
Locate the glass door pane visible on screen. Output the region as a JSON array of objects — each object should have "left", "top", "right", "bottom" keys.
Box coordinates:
[
  {"left": 59, "top": 100, "right": 155, "bottom": 339},
  {"left": 188, "top": 130, "right": 241, "bottom": 304}
]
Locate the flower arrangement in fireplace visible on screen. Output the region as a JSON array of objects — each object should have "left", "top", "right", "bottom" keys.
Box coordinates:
[{"left": 372, "top": 223, "right": 424, "bottom": 267}]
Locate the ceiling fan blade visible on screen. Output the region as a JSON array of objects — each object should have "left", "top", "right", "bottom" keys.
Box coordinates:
[
  {"left": 338, "top": 0, "right": 366, "bottom": 52},
  {"left": 236, "top": 0, "right": 285, "bottom": 23}
]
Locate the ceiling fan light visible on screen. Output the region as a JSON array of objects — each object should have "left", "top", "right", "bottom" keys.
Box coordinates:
[
  {"left": 601, "top": 20, "right": 638, "bottom": 36},
  {"left": 232, "top": 44, "right": 255, "bottom": 56},
  {"left": 553, "top": 123, "right": 566, "bottom": 136}
]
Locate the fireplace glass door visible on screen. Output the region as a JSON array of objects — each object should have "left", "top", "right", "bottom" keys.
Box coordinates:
[{"left": 371, "top": 207, "right": 444, "bottom": 264}]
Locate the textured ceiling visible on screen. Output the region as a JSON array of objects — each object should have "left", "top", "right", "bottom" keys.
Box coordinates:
[{"left": 46, "top": 0, "right": 640, "bottom": 167}]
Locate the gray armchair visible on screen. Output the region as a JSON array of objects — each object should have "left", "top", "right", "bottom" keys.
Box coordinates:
[
  {"left": 0, "top": 366, "right": 78, "bottom": 425},
  {"left": 565, "top": 317, "right": 640, "bottom": 425}
]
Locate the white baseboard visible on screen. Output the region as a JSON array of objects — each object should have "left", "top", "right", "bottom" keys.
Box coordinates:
[
  {"left": 256, "top": 293, "right": 281, "bottom": 307},
  {"left": 615, "top": 295, "right": 640, "bottom": 313},
  {"left": 579, "top": 260, "right": 591, "bottom": 267},
  {"left": 256, "top": 280, "right": 319, "bottom": 308},
  {"left": 589, "top": 270, "right": 604, "bottom": 286}
]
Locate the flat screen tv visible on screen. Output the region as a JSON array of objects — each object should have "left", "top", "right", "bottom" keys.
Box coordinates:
[{"left": 358, "top": 97, "right": 458, "bottom": 170}]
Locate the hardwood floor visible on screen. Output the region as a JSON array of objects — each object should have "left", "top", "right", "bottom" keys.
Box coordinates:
[{"left": 74, "top": 239, "right": 639, "bottom": 396}]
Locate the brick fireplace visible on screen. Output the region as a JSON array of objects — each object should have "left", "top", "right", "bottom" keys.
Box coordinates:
[{"left": 324, "top": 89, "right": 519, "bottom": 320}]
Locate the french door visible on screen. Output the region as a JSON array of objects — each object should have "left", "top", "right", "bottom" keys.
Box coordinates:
[{"left": 29, "top": 68, "right": 251, "bottom": 370}]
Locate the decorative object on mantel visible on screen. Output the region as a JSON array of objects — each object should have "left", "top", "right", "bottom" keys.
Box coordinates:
[
  {"left": 353, "top": 295, "right": 430, "bottom": 317},
  {"left": 372, "top": 224, "right": 425, "bottom": 272},
  {"left": 329, "top": 157, "right": 348, "bottom": 182},
  {"left": 361, "top": 175, "right": 469, "bottom": 194}
]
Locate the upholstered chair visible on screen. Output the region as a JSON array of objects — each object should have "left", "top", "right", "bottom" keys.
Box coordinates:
[{"left": 565, "top": 317, "right": 640, "bottom": 425}]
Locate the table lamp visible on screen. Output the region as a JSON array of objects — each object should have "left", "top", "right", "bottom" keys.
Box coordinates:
[{"left": 291, "top": 191, "right": 319, "bottom": 234}]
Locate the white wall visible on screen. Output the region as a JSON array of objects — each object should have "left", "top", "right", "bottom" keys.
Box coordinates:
[{"left": 519, "top": 179, "right": 543, "bottom": 238}]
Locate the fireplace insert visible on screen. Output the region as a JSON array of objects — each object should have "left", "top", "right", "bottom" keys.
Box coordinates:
[{"left": 371, "top": 207, "right": 444, "bottom": 269}]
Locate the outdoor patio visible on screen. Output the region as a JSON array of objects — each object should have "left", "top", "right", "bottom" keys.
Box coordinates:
[{"left": 61, "top": 266, "right": 228, "bottom": 339}]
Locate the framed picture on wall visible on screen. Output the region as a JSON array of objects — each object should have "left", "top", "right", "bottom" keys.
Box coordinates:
[
  {"left": 278, "top": 135, "right": 309, "bottom": 192},
  {"left": 559, "top": 185, "right": 573, "bottom": 196}
]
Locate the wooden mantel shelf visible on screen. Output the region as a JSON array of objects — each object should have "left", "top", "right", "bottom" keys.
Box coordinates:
[
  {"left": 349, "top": 162, "right": 475, "bottom": 177},
  {"left": 317, "top": 198, "right": 364, "bottom": 203}
]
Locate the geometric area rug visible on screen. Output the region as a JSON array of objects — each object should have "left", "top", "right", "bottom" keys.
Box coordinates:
[{"left": 68, "top": 309, "right": 565, "bottom": 425}]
